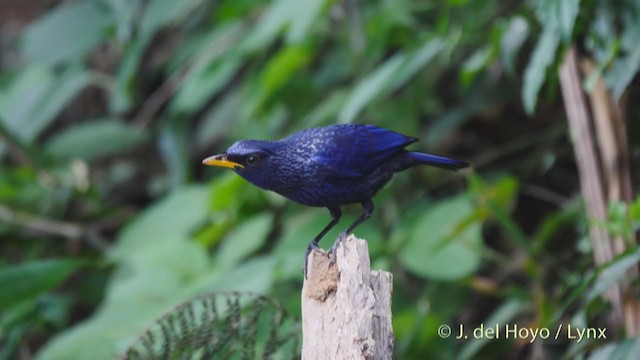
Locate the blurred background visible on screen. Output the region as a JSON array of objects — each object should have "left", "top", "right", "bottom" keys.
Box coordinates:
[{"left": 1, "top": 0, "right": 639, "bottom": 359}]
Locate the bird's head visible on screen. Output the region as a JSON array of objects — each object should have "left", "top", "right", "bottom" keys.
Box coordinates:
[{"left": 202, "top": 140, "right": 280, "bottom": 189}]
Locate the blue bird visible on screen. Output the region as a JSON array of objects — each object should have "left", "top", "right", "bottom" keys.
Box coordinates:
[{"left": 202, "top": 124, "right": 468, "bottom": 277}]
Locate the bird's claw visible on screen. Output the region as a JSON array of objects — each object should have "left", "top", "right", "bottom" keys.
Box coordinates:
[
  {"left": 302, "top": 242, "right": 320, "bottom": 279},
  {"left": 328, "top": 246, "right": 337, "bottom": 266},
  {"left": 303, "top": 232, "right": 348, "bottom": 278},
  {"left": 328, "top": 231, "right": 348, "bottom": 266}
]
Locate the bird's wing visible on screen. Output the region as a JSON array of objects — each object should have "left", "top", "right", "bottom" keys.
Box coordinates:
[{"left": 311, "top": 125, "right": 417, "bottom": 177}]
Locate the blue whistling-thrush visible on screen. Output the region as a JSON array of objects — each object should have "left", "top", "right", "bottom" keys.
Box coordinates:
[{"left": 202, "top": 124, "right": 468, "bottom": 277}]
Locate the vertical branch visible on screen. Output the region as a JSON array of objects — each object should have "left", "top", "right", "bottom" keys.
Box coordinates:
[
  {"left": 559, "top": 46, "right": 640, "bottom": 335},
  {"left": 582, "top": 60, "right": 640, "bottom": 336},
  {"left": 582, "top": 60, "right": 633, "bottom": 203},
  {"left": 558, "top": 46, "right": 624, "bottom": 330}
]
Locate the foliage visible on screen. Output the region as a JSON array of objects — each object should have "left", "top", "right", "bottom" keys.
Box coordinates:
[
  {"left": 123, "top": 292, "right": 300, "bottom": 359},
  {"left": 0, "top": 0, "right": 639, "bottom": 359}
]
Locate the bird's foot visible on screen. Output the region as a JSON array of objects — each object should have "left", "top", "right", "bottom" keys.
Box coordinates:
[
  {"left": 302, "top": 242, "right": 320, "bottom": 279},
  {"left": 328, "top": 231, "right": 348, "bottom": 266}
]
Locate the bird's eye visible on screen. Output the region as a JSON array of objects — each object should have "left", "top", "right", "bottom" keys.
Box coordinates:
[{"left": 246, "top": 154, "right": 260, "bottom": 166}]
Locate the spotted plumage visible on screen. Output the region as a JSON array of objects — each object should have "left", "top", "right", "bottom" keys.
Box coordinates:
[{"left": 203, "top": 124, "right": 468, "bottom": 277}]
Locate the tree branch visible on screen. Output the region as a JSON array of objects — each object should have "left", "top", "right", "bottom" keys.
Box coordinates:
[{"left": 0, "top": 203, "right": 83, "bottom": 239}]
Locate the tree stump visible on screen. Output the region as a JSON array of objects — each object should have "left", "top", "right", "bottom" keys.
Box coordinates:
[{"left": 301, "top": 235, "right": 394, "bottom": 360}]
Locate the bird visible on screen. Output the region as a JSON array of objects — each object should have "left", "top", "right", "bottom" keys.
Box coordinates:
[{"left": 202, "top": 124, "right": 468, "bottom": 277}]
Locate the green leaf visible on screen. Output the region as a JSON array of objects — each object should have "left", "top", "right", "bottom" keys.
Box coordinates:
[
  {"left": 587, "top": 249, "right": 640, "bottom": 301},
  {"left": 0, "top": 66, "right": 91, "bottom": 151},
  {"left": 106, "top": 0, "right": 141, "bottom": 42},
  {"left": 300, "top": 90, "right": 349, "bottom": 127},
  {"left": 587, "top": 337, "right": 640, "bottom": 360},
  {"left": 0, "top": 66, "right": 53, "bottom": 147},
  {"left": 0, "top": 319, "right": 27, "bottom": 360},
  {"left": 242, "top": 0, "right": 326, "bottom": 51},
  {"left": 557, "top": 0, "right": 579, "bottom": 42},
  {"left": 458, "top": 300, "right": 524, "bottom": 360},
  {"left": 399, "top": 196, "right": 483, "bottom": 280},
  {"left": 214, "top": 214, "right": 273, "bottom": 269},
  {"left": 469, "top": 175, "right": 529, "bottom": 251},
  {"left": 522, "top": 29, "right": 560, "bottom": 115},
  {"left": 500, "top": 16, "right": 529, "bottom": 74},
  {"left": 139, "top": 0, "right": 205, "bottom": 36},
  {"left": 31, "top": 68, "right": 92, "bottom": 138},
  {"left": 273, "top": 210, "right": 331, "bottom": 279},
  {"left": 339, "top": 37, "right": 444, "bottom": 123},
  {"left": 629, "top": 195, "right": 640, "bottom": 221},
  {"left": 209, "top": 171, "right": 251, "bottom": 212},
  {"left": 535, "top": 0, "right": 579, "bottom": 42},
  {"left": 110, "top": 185, "right": 210, "bottom": 263},
  {"left": 158, "top": 120, "right": 190, "bottom": 190},
  {"left": 38, "top": 187, "right": 212, "bottom": 359},
  {"left": 242, "top": 0, "right": 293, "bottom": 51},
  {"left": 114, "top": 0, "right": 213, "bottom": 111},
  {"left": 192, "top": 257, "right": 276, "bottom": 294},
  {"left": 45, "top": 119, "right": 148, "bottom": 161},
  {"left": 605, "top": 23, "right": 640, "bottom": 101},
  {"left": 339, "top": 54, "right": 405, "bottom": 123},
  {"left": 110, "top": 36, "right": 149, "bottom": 113},
  {"left": 260, "top": 45, "right": 312, "bottom": 96},
  {"left": 460, "top": 46, "right": 494, "bottom": 86},
  {"left": 170, "top": 23, "right": 246, "bottom": 114},
  {"left": 0, "top": 259, "right": 84, "bottom": 308},
  {"left": 469, "top": 174, "right": 519, "bottom": 213},
  {"left": 392, "top": 37, "right": 445, "bottom": 91},
  {"left": 521, "top": 0, "right": 578, "bottom": 114},
  {"left": 172, "top": 59, "right": 242, "bottom": 114},
  {"left": 534, "top": 199, "right": 581, "bottom": 246},
  {"left": 21, "top": 2, "right": 112, "bottom": 65},
  {"left": 195, "top": 88, "right": 244, "bottom": 149},
  {"left": 37, "top": 241, "right": 210, "bottom": 360},
  {"left": 285, "top": 0, "right": 326, "bottom": 43}
]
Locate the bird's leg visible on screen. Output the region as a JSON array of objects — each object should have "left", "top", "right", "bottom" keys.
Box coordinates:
[
  {"left": 303, "top": 206, "right": 341, "bottom": 278},
  {"left": 329, "top": 199, "right": 375, "bottom": 263}
]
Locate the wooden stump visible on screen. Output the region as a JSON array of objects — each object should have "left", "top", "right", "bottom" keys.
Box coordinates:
[{"left": 301, "top": 235, "right": 394, "bottom": 360}]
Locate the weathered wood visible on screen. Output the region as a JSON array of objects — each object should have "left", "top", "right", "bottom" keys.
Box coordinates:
[
  {"left": 301, "top": 235, "right": 394, "bottom": 360},
  {"left": 559, "top": 46, "right": 640, "bottom": 335}
]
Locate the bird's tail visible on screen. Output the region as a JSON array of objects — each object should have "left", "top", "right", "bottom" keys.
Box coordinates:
[{"left": 409, "top": 152, "right": 469, "bottom": 171}]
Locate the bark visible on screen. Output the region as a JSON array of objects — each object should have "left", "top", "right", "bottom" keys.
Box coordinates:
[
  {"left": 301, "top": 235, "right": 394, "bottom": 360},
  {"left": 559, "top": 46, "right": 640, "bottom": 335}
]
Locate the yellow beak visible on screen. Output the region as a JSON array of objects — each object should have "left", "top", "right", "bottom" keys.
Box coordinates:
[{"left": 201, "top": 154, "right": 244, "bottom": 169}]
